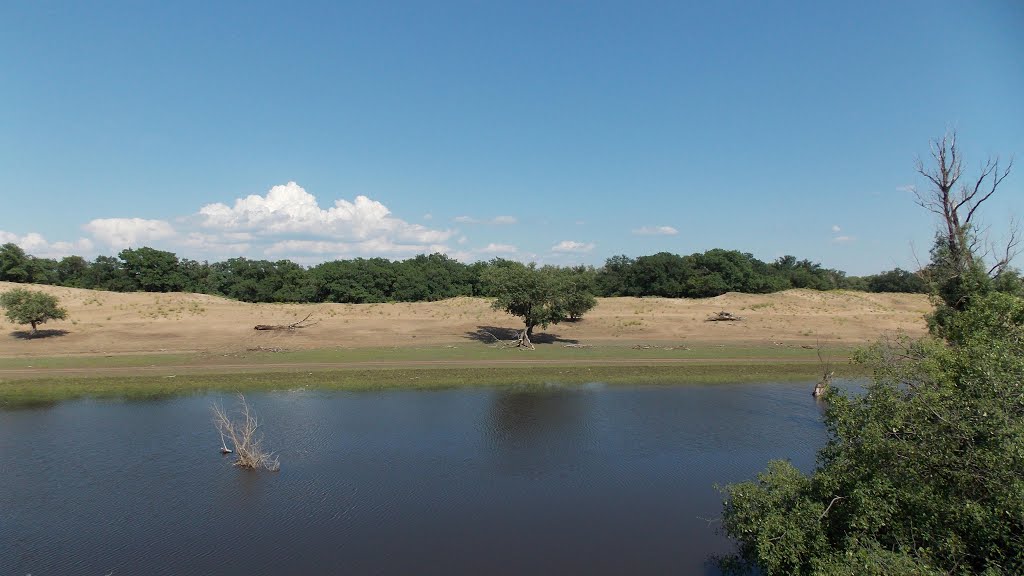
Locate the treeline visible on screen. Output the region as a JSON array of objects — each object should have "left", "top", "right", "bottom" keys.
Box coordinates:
[
  {"left": 596, "top": 251, "right": 928, "bottom": 296},
  {"left": 0, "top": 242, "right": 928, "bottom": 303}
]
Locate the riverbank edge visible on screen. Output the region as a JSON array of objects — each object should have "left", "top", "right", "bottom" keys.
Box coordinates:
[{"left": 0, "top": 361, "right": 869, "bottom": 408}]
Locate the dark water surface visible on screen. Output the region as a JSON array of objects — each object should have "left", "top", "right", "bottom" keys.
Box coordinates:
[{"left": 1, "top": 382, "right": 833, "bottom": 575}]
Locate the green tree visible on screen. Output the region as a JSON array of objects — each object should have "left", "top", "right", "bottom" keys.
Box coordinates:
[
  {"left": 866, "top": 267, "right": 928, "bottom": 293},
  {"left": 118, "top": 247, "right": 185, "bottom": 292},
  {"left": 56, "top": 255, "right": 90, "bottom": 287},
  {"left": 0, "top": 243, "right": 31, "bottom": 282},
  {"left": 559, "top": 265, "right": 598, "bottom": 320},
  {"left": 481, "top": 260, "right": 595, "bottom": 346},
  {"left": 631, "top": 252, "right": 690, "bottom": 297},
  {"left": 83, "top": 255, "right": 135, "bottom": 291},
  {"left": 0, "top": 288, "right": 68, "bottom": 336},
  {"left": 595, "top": 255, "right": 637, "bottom": 296}
]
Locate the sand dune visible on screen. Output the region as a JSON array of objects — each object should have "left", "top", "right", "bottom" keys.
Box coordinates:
[{"left": 0, "top": 282, "right": 931, "bottom": 357}]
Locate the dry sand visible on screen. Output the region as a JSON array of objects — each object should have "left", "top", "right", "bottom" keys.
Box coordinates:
[{"left": 0, "top": 282, "right": 931, "bottom": 357}]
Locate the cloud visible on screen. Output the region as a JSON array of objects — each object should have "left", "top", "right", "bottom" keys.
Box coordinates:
[
  {"left": 12, "top": 182, "right": 470, "bottom": 263},
  {"left": 831, "top": 225, "right": 841, "bottom": 233},
  {"left": 453, "top": 215, "right": 517, "bottom": 225},
  {"left": 632, "top": 225, "right": 678, "bottom": 236},
  {"left": 832, "top": 235, "right": 855, "bottom": 244},
  {"left": 83, "top": 218, "right": 176, "bottom": 249},
  {"left": 199, "top": 182, "right": 452, "bottom": 244},
  {"left": 0, "top": 230, "right": 94, "bottom": 258},
  {"left": 896, "top": 184, "right": 916, "bottom": 193},
  {"left": 180, "top": 233, "right": 250, "bottom": 256},
  {"left": 264, "top": 238, "right": 449, "bottom": 258},
  {"left": 478, "top": 243, "right": 518, "bottom": 254},
  {"left": 551, "top": 240, "right": 595, "bottom": 253}
]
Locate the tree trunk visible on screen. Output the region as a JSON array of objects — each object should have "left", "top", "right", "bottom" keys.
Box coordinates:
[
  {"left": 526, "top": 323, "right": 535, "bottom": 338},
  {"left": 30, "top": 321, "right": 38, "bottom": 336},
  {"left": 516, "top": 323, "right": 536, "bottom": 349}
]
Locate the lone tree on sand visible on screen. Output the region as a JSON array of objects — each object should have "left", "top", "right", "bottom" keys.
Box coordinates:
[
  {"left": 0, "top": 288, "right": 68, "bottom": 336},
  {"left": 481, "top": 260, "right": 597, "bottom": 348}
]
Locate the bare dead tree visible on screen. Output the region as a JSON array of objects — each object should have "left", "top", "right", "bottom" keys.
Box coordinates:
[
  {"left": 913, "top": 131, "right": 1016, "bottom": 277},
  {"left": 813, "top": 343, "right": 833, "bottom": 399},
  {"left": 212, "top": 394, "right": 280, "bottom": 471}
]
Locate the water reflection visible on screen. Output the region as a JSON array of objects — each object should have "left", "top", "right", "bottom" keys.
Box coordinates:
[{"left": 0, "top": 382, "right": 839, "bottom": 575}]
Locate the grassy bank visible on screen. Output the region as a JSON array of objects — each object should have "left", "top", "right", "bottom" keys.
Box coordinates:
[
  {"left": 0, "top": 360, "right": 869, "bottom": 408},
  {"left": 0, "top": 342, "right": 855, "bottom": 369}
]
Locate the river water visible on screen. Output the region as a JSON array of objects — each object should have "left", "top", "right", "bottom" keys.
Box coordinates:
[{"left": 1, "top": 382, "right": 831, "bottom": 575}]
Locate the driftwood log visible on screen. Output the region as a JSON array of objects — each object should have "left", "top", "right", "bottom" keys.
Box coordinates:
[
  {"left": 253, "top": 313, "right": 318, "bottom": 331},
  {"left": 706, "top": 311, "right": 743, "bottom": 322}
]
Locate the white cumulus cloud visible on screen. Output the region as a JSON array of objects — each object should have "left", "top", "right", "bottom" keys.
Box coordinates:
[
  {"left": 265, "top": 238, "right": 449, "bottom": 258},
  {"left": 551, "top": 240, "right": 595, "bottom": 253},
  {"left": 453, "top": 215, "right": 517, "bottom": 225},
  {"left": 199, "top": 182, "right": 452, "bottom": 244},
  {"left": 831, "top": 224, "right": 841, "bottom": 233},
  {"left": 181, "top": 233, "right": 250, "bottom": 256},
  {"left": 0, "top": 230, "right": 94, "bottom": 258},
  {"left": 632, "top": 225, "right": 678, "bottom": 236},
  {"left": 83, "top": 218, "right": 176, "bottom": 250},
  {"left": 478, "top": 243, "right": 518, "bottom": 254}
]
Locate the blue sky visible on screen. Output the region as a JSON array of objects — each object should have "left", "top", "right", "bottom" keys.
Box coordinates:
[{"left": 2, "top": 1, "right": 1021, "bottom": 275}]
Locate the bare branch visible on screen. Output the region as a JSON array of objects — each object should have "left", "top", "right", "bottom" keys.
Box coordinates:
[
  {"left": 212, "top": 395, "right": 280, "bottom": 471},
  {"left": 964, "top": 158, "right": 1013, "bottom": 225},
  {"left": 819, "top": 496, "right": 846, "bottom": 521},
  {"left": 914, "top": 131, "right": 1015, "bottom": 278},
  {"left": 988, "top": 218, "right": 1022, "bottom": 277}
]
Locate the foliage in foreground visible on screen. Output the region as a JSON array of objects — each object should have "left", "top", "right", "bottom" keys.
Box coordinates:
[
  {"left": 0, "top": 288, "right": 67, "bottom": 335},
  {"left": 719, "top": 294, "right": 1024, "bottom": 575},
  {"left": 719, "top": 131, "right": 1022, "bottom": 575}
]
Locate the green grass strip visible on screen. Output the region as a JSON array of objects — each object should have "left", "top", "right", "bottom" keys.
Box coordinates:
[{"left": 0, "top": 362, "right": 868, "bottom": 409}]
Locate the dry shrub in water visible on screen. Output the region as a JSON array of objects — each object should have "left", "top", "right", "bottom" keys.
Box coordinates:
[{"left": 212, "top": 394, "right": 280, "bottom": 471}]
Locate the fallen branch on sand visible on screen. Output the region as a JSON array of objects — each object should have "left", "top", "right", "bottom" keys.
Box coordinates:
[
  {"left": 253, "top": 312, "right": 318, "bottom": 331},
  {"left": 705, "top": 311, "right": 743, "bottom": 322}
]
